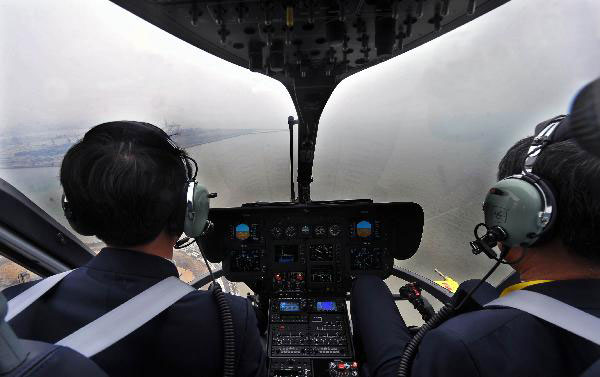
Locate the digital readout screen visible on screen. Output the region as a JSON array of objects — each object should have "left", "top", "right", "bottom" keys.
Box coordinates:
[
  {"left": 316, "top": 301, "right": 337, "bottom": 311},
  {"left": 275, "top": 245, "right": 299, "bottom": 264},
  {"left": 279, "top": 301, "right": 301, "bottom": 312},
  {"left": 235, "top": 223, "right": 250, "bottom": 240},
  {"left": 356, "top": 220, "right": 372, "bottom": 238}
]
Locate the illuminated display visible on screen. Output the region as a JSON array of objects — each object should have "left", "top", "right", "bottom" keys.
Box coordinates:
[
  {"left": 235, "top": 223, "right": 250, "bottom": 240},
  {"left": 280, "top": 301, "right": 301, "bottom": 312},
  {"left": 356, "top": 221, "right": 372, "bottom": 238},
  {"left": 316, "top": 301, "right": 337, "bottom": 311},
  {"left": 275, "top": 245, "right": 299, "bottom": 264}
]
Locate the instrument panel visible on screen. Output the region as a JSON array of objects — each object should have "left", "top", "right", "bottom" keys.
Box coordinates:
[
  {"left": 203, "top": 201, "right": 424, "bottom": 295},
  {"left": 202, "top": 201, "right": 423, "bottom": 377}
]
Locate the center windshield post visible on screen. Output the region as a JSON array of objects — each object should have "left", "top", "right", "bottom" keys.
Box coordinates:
[{"left": 288, "top": 116, "right": 298, "bottom": 202}]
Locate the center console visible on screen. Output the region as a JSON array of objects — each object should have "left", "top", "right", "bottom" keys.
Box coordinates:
[
  {"left": 203, "top": 201, "right": 424, "bottom": 377},
  {"left": 269, "top": 297, "right": 352, "bottom": 358}
]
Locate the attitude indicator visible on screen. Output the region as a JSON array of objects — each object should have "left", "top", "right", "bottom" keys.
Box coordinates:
[
  {"left": 356, "top": 221, "right": 372, "bottom": 238},
  {"left": 235, "top": 224, "right": 250, "bottom": 240}
]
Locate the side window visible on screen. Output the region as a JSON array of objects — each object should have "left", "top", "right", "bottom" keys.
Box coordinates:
[
  {"left": 173, "top": 248, "right": 209, "bottom": 284},
  {"left": 173, "top": 245, "right": 244, "bottom": 293},
  {"left": 0, "top": 255, "right": 40, "bottom": 290}
]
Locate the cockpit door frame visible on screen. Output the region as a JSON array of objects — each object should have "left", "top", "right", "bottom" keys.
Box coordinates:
[{"left": 0, "top": 178, "right": 93, "bottom": 277}]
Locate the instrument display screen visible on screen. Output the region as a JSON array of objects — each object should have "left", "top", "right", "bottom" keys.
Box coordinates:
[
  {"left": 356, "top": 220, "right": 372, "bottom": 238},
  {"left": 280, "top": 301, "right": 301, "bottom": 312},
  {"left": 316, "top": 301, "right": 337, "bottom": 311},
  {"left": 275, "top": 245, "right": 299, "bottom": 264},
  {"left": 235, "top": 223, "right": 250, "bottom": 240}
]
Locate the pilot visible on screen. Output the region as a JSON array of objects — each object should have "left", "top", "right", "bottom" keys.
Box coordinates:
[
  {"left": 2, "top": 121, "right": 267, "bottom": 377},
  {"left": 351, "top": 117, "right": 600, "bottom": 376}
]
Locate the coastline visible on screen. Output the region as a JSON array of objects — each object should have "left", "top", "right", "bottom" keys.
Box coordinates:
[{"left": 0, "top": 128, "right": 285, "bottom": 170}]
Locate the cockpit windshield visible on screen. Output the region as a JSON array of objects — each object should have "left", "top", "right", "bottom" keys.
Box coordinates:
[
  {"left": 1, "top": 0, "right": 599, "bottom": 288},
  {"left": 313, "top": 0, "right": 600, "bottom": 284}
]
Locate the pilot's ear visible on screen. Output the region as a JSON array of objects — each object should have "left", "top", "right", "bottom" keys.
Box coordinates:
[{"left": 503, "top": 245, "right": 527, "bottom": 266}]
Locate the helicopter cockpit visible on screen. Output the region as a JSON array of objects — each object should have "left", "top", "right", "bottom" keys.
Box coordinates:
[{"left": 1, "top": 0, "right": 599, "bottom": 376}]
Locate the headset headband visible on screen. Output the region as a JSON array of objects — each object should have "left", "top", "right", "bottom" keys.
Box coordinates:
[{"left": 524, "top": 116, "right": 565, "bottom": 174}]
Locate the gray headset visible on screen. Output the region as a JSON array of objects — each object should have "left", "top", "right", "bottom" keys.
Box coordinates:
[
  {"left": 482, "top": 116, "right": 566, "bottom": 248},
  {"left": 182, "top": 180, "right": 211, "bottom": 239},
  {"left": 163, "top": 133, "right": 212, "bottom": 240}
]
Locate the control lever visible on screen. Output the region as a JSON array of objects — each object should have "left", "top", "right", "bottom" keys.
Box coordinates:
[
  {"left": 398, "top": 283, "right": 435, "bottom": 322},
  {"left": 247, "top": 293, "right": 268, "bottom": 335},
  {"left": 328, "top": 360, "right": 359, "bottom": 377}
]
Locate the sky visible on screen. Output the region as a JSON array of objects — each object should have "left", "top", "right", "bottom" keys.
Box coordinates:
[
  {"left": 1, "top": 0, "right": 598, "bottom": 135},
  {"left": 1, "top": 0, "right": 600, "bottom": 281},
  {"left": 0, "top": 0, "right": 295, "bottom": 134}
]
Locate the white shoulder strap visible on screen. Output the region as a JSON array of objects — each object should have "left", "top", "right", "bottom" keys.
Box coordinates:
[
  {"left": 6, "top": 270, "right": 73, "bottom": 322},
  {"left": 56, "top": 276, "right": 195, "bottom": 357},
  {"left": 484, "top": 289, "right": 600, "bottom": 346}
]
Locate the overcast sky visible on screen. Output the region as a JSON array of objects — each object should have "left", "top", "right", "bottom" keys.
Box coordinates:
[
  {"left": 0, "top": 0, "right": 295, "bottom": 134},
  {"left": 1, "top": 0, "right": 598, "bottom": 135}
]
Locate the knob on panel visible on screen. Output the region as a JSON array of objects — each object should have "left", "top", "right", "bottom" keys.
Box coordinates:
[{"left": 328, "top": 224, "right": 341, "bottom": 237}]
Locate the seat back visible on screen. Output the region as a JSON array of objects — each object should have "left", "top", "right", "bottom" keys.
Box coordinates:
[
  {"left": 0, "top": 293, "right": 107, "bottom": 377},
  {"left": 580, "top": 359, "right": 600, "bottom": 377}
]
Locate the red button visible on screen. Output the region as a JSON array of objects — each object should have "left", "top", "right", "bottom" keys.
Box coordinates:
[
  {"left": 338, "top": 363, "right": 345, "bottom": 370},
  {"left": 275, "top": 273, "right": 282, "bottom": 281},
  {"left": 351, "top": 362, "right": 358, "bottom": 369},
  {"left": 296, "top": 273, "right": 304, "bottom": 281}
]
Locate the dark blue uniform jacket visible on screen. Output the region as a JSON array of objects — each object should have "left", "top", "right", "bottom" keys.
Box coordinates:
[
  {"left": 2, "top": 248, "right": 267, "bottom": 377},
  {"left": 351, "top": 276, "right": 600, "bottom": 377}
]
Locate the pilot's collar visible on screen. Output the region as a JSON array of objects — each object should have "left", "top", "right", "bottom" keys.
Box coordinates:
[
  {"left": 500, "top": 280, "right": 553, "bottom": 297},
  {"left": 86, "top": 247, "right": 179, "bottom": 279}
]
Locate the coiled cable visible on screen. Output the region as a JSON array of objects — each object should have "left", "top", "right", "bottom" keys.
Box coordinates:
[
  {"left": 397, "top": 304, "right": 455, "bottom": 377},
  {"left": 198, "top": 242, "right": 236, "bottom": 377},
  {"left": 397, "top": 253, "right": 505, "bottom": 377},
  {"left": 211, "top": 284, "right": 236, "bottom": 377}
]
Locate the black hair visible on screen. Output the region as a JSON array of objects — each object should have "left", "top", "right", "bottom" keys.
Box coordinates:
[
  {"left": 497, "top": 134, "right": 600, "bottom": 263},
  {"left": 60, "top": 121, "right": 190, "bottom": 247}
]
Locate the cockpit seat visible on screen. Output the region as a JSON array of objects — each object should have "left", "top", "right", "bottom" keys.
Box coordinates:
[
  {"left": 0, "top": 294, "right": 107, "bottom": 377},
  {"left": 4, "top": 340, "right": 108, "bottom": 377},
  {"left": 580, "top": 359, "right": 600, "bottom": 377}
]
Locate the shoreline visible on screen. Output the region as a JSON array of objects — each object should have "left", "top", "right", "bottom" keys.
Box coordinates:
[{"left": 0, "top": 129, "right": 285, "bottom": 170}]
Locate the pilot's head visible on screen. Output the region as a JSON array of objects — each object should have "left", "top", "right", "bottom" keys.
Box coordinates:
[
  {"left": 60, "top": 121, "right": 191, "bottom": 248},
  {"left": 497, "top": 132, "right": 600, "bottom": 270}
]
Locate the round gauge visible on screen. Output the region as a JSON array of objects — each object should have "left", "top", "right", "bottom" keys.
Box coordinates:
[
  {"left": 315, "top": 244, "right": 327, "bottom": 253},
  {"left": 328, "top": 224, "right": 341, "bottom": 237},
  {"left": 271, "top": 226, "right": 283, "bottom": 238},
  {"left": 314, "top": 225, "right": 326, "bottom": 237},
  {"left": 311, "top": 244, "right": 333, "bottom": 261},
  {"left": 285, "top": 225, "right": 297, "bottom": 238}
]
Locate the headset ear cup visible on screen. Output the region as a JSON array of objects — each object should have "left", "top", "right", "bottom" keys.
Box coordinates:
[
  {"left": 61, "top": 193, "right": 95, "bottom": 236},
  {"left": 483, "top": 177, "right": 550, "bottom": 248},
  {"left": 183, "top": 182, "right": 210, "bottom": 238}
]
